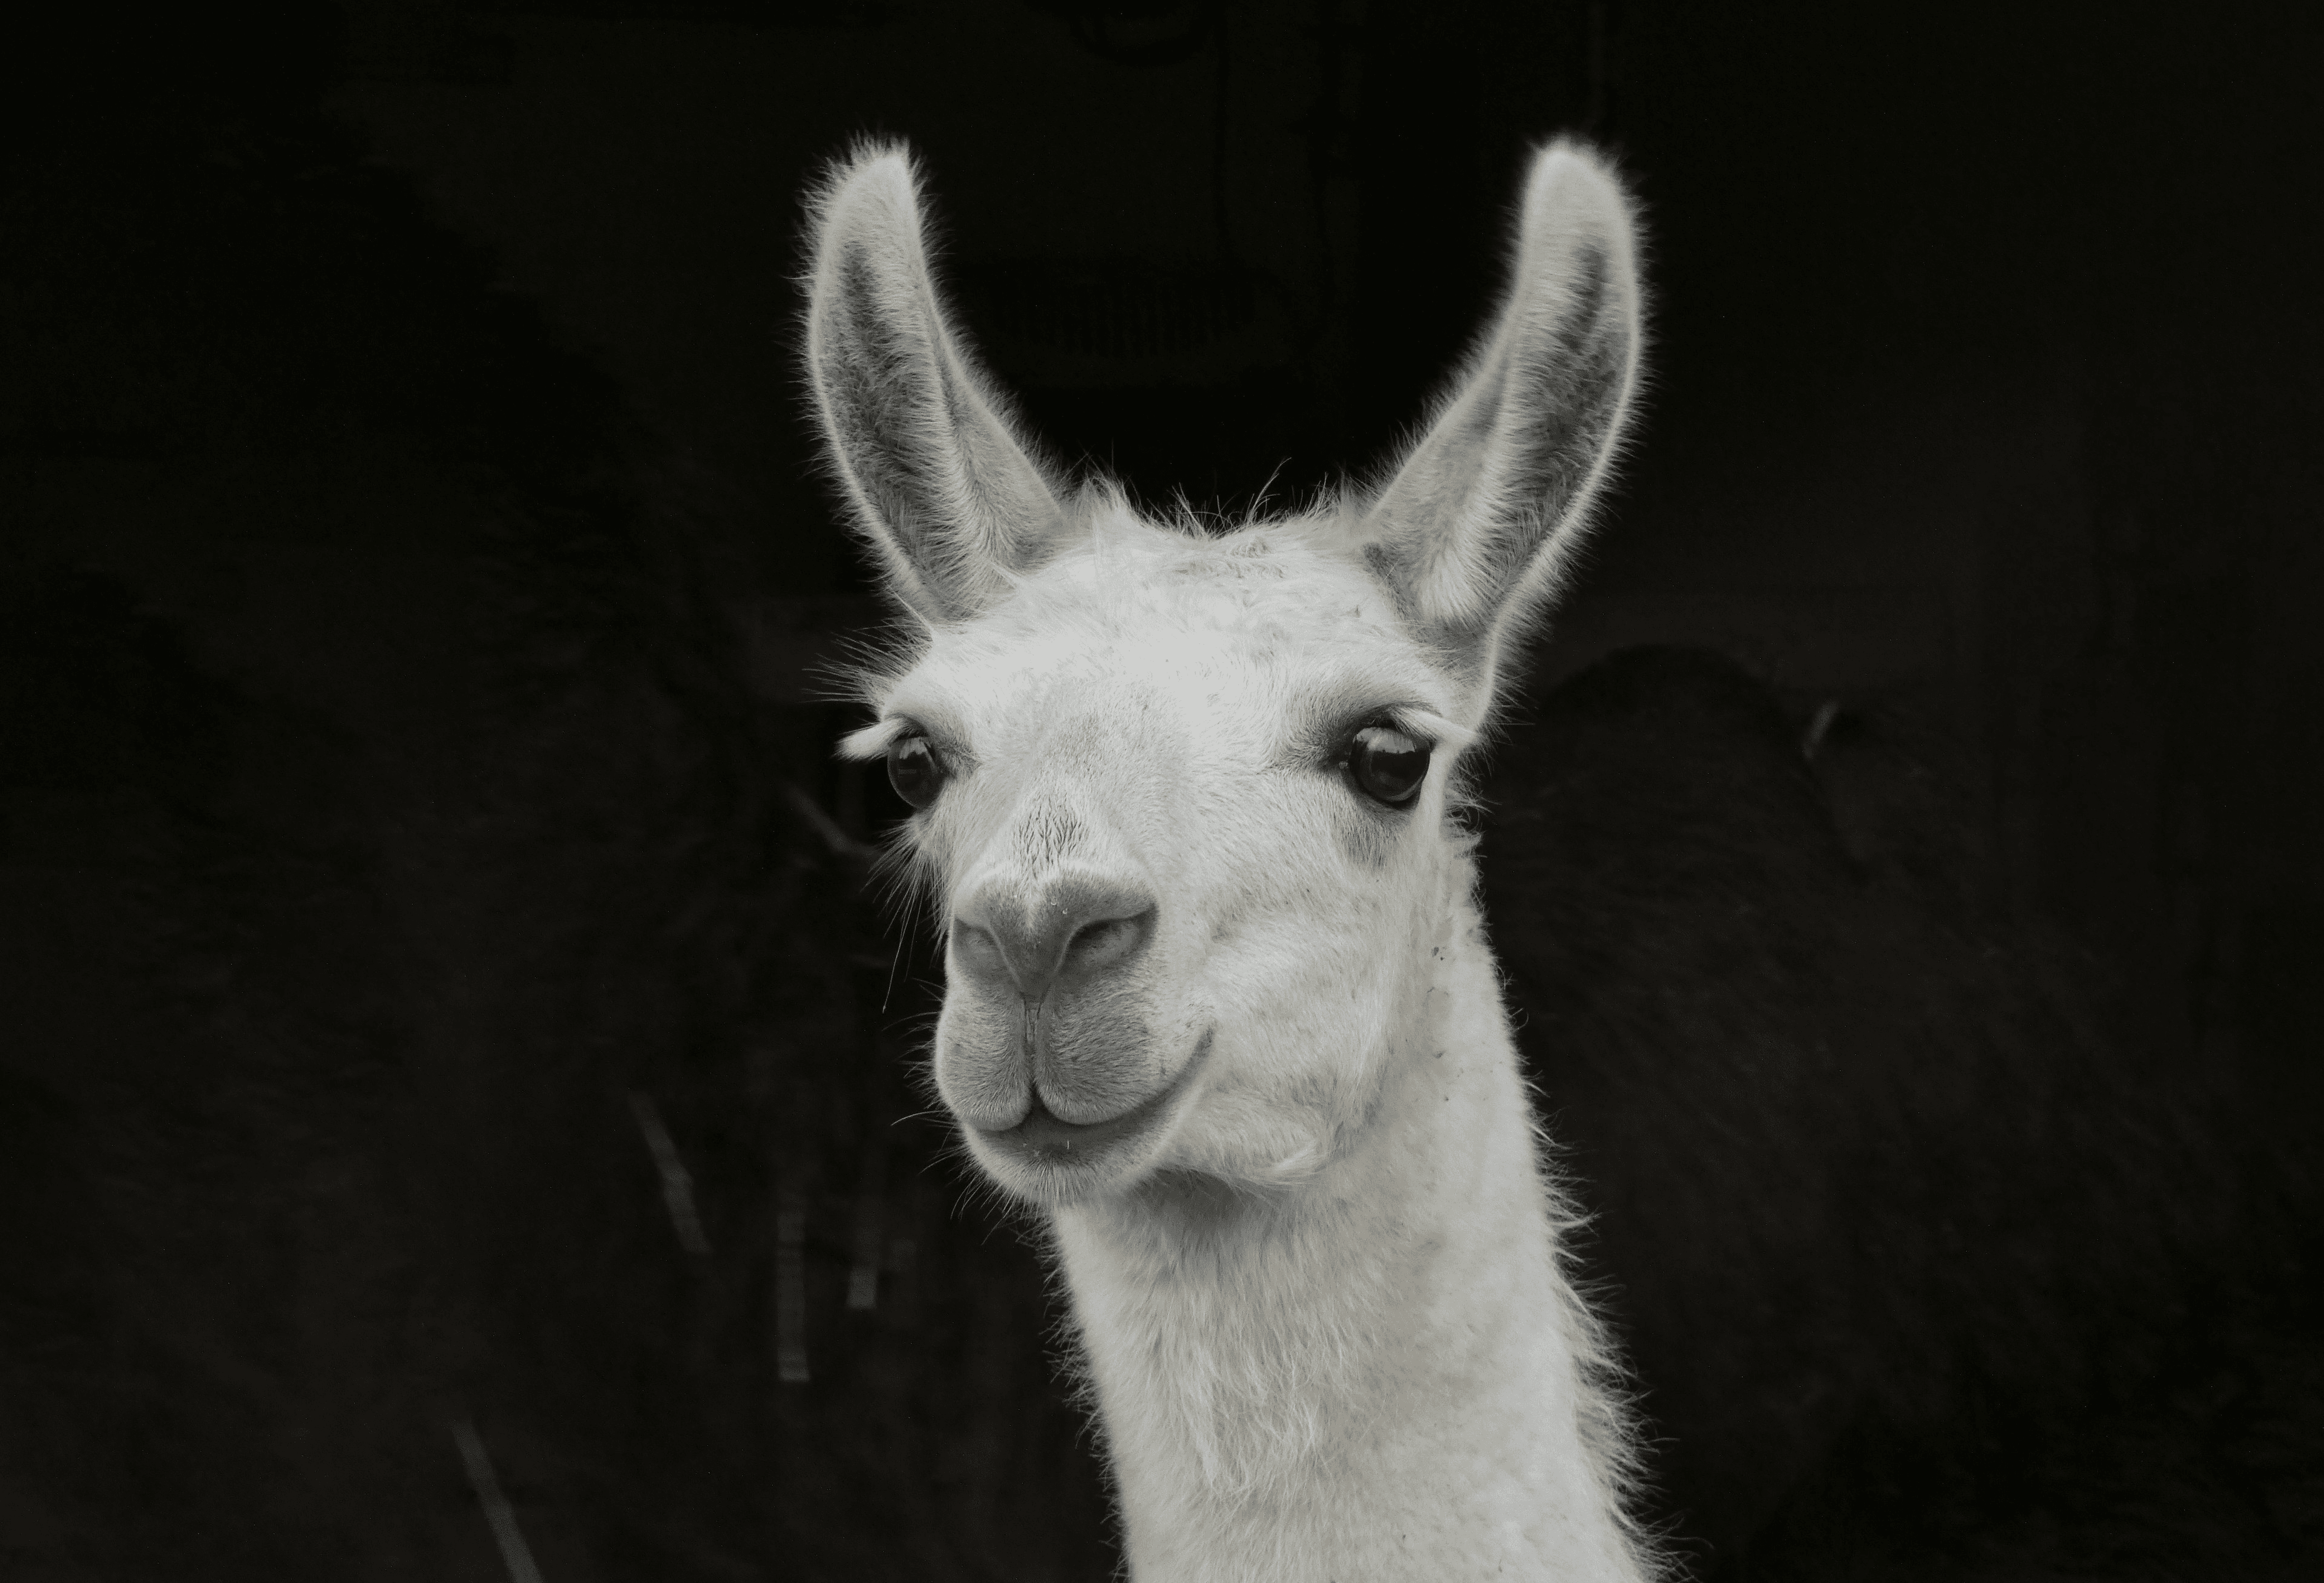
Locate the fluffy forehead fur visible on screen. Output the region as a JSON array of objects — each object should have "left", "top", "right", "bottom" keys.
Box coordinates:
[{"left": 842, "top": 489, "right": 1481, "bottom": 883}]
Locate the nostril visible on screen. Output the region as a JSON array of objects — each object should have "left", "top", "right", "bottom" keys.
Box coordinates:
[
  {"left": 951, "top": 921, "right": 1011, "bottom": 987},
  {"left": 1062, "top": 906, "right": 1155, "bottom": 979}
]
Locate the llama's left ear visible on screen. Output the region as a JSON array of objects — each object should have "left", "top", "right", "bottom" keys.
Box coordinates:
[
  {"left": 805, "top": 143, "right": 1071, "bottom": 622},
  {"left": 1359, "top": 140, "right": 1644, "bottom": 697}
]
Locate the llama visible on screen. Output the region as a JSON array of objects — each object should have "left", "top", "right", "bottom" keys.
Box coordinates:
[{"left": 806, "top": 139, "right": 1653, "bottom": 1581}]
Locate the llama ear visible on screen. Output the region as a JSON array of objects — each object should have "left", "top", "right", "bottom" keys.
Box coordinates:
[
  {"left": 805, "top": 144, "right": 1070, "bottom": 622},
  {"left": 1358, "top": 140, "right": 1644, "bottom": 694}
]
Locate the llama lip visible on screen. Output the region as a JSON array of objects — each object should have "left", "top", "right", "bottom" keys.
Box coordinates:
[{"left": 979, "top": 1030, "right": 1212, "bottom": 1167}]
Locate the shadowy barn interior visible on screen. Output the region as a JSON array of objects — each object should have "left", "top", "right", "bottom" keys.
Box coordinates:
[{"left": 2, "top": 2, "right": 2318, "bottom": 1579}]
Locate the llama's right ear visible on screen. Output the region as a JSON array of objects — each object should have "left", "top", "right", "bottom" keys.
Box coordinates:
[{"left": 805, "top": 145, "right": 1069, "bottom": 622}]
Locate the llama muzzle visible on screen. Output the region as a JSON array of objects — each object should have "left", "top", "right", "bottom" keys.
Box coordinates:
[{"left": 937, "top": 874, "right": 1177, "bottom": 1132}]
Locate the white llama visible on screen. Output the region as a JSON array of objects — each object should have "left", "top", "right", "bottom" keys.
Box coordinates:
[{"left": 806, "top": 140, "right": 1654, "bottom": 1582}]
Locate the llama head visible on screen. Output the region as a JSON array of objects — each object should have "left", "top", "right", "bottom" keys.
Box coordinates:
[{"left": 807, "top": 142, "right": 1643, "bottom": 1206}]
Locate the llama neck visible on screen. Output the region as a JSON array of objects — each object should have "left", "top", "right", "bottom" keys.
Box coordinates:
[{"left": 1049, "top": 865, "right": 1647, "bottom": 1583}]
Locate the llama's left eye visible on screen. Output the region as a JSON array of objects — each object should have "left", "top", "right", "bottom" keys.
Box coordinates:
[{"left": 1348, "top": 725, "right": 1430, "bottom": 807}]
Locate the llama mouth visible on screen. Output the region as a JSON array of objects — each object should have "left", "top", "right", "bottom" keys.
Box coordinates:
[{"left": 978, "top": 1030, "right": 1213, "bottom": 1169}]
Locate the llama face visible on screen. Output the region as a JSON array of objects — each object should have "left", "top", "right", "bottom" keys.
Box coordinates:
[
  {"left": 808, "top": 140, "right": 1641, "bottom": 1212},
  {"left": 849, "top": 504, "right": 1479, "bottom": 1203}
]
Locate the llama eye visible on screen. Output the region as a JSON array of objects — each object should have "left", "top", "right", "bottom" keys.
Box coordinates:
[
  {"left": 1347, "top": 725, "right": 1430, "bottom": 807},
  {"left": 887, "top": 733, "right": 947, "bottom": 810}
]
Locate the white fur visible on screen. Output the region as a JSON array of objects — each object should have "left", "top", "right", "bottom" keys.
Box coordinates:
[{"left": 809, "top": 139, "right": 1656, "bottom": 1581}]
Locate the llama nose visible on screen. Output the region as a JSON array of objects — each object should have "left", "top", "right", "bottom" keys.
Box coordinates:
[{"left": 950, "top": 878, "right": 1158, "bottom": 1003}]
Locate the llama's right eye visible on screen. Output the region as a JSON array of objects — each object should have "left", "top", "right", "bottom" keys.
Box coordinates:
[{"left": 887, "top": 734, "right": 947, "bottom": 809}]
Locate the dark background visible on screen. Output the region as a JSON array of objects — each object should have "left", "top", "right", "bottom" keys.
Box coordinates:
[{"left": 1, "top": 2, "right": 2318, "bottom": 1579}]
